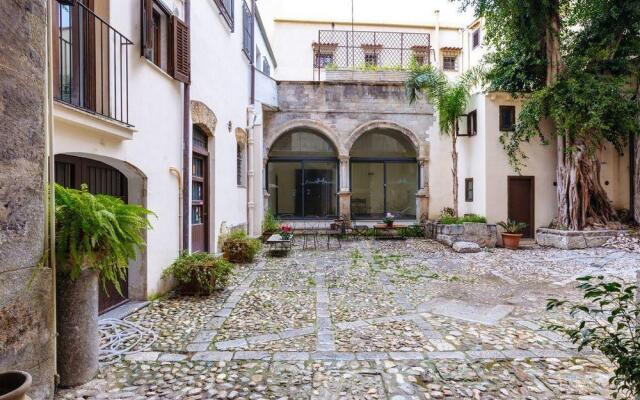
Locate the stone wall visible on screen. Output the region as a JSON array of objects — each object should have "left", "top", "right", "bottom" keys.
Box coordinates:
[
  {"left": 0, "top": 1, "right": 54, "bottom": 398},
  {"left": 432, "top": 222, "right": 498, "bottom": 248},
  {"left": 536, "top": 228, "right": 625, "bottom": 250}
]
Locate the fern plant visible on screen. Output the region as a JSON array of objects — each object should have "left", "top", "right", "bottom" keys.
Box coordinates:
[{"left": 54, "top": 184, "right": 153, "bottom": 293}]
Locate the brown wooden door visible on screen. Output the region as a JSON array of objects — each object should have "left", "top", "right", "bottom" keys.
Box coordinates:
[
  {"left": 191, "top": 128, "right": 209, "bottom": 252},
  {"left": 55, "top": 155, "right": 129, "bottom": 314},
  {"left": 507, "top": 176, "right": 535, "bottom": 238}
]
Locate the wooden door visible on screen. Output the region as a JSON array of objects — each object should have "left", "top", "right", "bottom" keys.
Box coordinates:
[
  {"left": 507, "top": 176, "right": 535, "bottom": 238},
  {"left": 191, "top": 130, "right": 209, "bottom": 252},
  {"left": 55, "top": 155, "right": 129, "bottom": 314}
]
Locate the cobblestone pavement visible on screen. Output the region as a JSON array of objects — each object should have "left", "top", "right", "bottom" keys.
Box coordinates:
[{"left": 57, "top": 239, "right": 640, "bottom": 399}]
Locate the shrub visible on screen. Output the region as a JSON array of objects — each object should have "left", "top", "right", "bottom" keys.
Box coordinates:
[
  {"left": 438, "top": 214, "right": 487, "bottom": 225},
  {"left": 222, "top": 230, "right": 262, "bottom": 263},
  {"left": 162, "top": 252, "right": 233, "bottom": 295},
  {"left": 55, "top": 184, "right": 153, "bottom": 293},
  {"left": 262, "top": 211, "right": 280, "bottom": 234},
  {"left": 547, "top": 276, "right": 640, "bottom": 398},
  {"left": 399, "top": 224, "right": 425, "bottom": 237}
]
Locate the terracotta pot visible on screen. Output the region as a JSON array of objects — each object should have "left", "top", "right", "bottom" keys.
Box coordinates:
[
  {"left": 501, "top": 233, "right": 523, "bottom": 249},
  {"left": 385, "top": 221, "right": 393, "bottom": 227},
  {"left": 0, "top": 371, "right": 32, "bottom": 400}
]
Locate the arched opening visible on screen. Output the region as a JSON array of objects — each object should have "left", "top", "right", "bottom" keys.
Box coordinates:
[
  {"left": 350, "top": 129, "right": 418, "bottom": 219},
  {"left": 267, "top": 129, "right": 339, "bottom": 219}
]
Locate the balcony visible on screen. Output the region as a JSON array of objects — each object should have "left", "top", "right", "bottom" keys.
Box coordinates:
[
  {"left": 254, "top": 68, "right": 278, "bottom": 108},
  {"left": 53, "top": 0, "right": 133, "bottom": 127},
  {"left": 313, "top": 30, "right": 431, "bottom": 82}
]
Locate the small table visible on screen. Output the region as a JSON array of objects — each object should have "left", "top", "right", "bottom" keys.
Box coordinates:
[
  {"left": 373, "top": 223, "right": 408, "bottom": 240},
  {"left": 266, "top": 234, "right": 293, "bottom": 256}
]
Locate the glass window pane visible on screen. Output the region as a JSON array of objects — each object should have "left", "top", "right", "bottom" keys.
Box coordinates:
[
  {"left": 192, "top": 205, "right": 203, "bottom": 224},
  {"left": 268, "top": 162, "right": 302, "bottom": 218},
  {"left": 302, "top": 162, "right": 337, "bottom": 218},
  {"left": 351, "top": 162, "right": 384, "bottom": 219},
  {"left": 386, "top": 163, "right": 417, "bottom": 219},
  {"left": 192, "top": 158, "right": 204, "bottom": 177},
  {"left": 192, "top": 182, "right": 203, "bottom": 201},
  {"left": 350, "top": 129, "right": 416, "bottom": 158},
  {"left": 270, "top": 130, "right": 336, "bottom": 157}
]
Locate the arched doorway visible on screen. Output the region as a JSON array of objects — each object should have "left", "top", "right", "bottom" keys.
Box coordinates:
[
  {"left": 267, "top": 129, "right": 339, "bottom": 219},
  {"left": 54, "top": 154, "right": 130, "bottom": 313},
  {"left": 350, "top": 129, "right": 418, "bottom": 219}
]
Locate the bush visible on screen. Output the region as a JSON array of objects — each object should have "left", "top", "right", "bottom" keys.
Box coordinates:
[
  {"left": 162, "top": 252, "right": 233, "bottom": 295},
  {"left": 262, "top": 211, "right": 280, "bottom": 234},
  {"left": 399, "top": 224, "right": 425, "bottom": 237},
  {"left": 55, "top": 184, "right": 153, "bottom": 293},
  {"left": 438, "top": 214, "right": 487, "bottom": 225},
  {"left": 222, "top": 230, "right": 262, "bottom": 263},
  {"left": 547, "top": 276, "right": 640, "bottom": 398}
]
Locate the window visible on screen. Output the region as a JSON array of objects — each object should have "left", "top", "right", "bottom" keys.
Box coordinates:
[
  {"left": 472, "top": 29, "right": 481, "bottom": 48},
  {"left": 465, "top": 178, "right": 474, "bottom": 202},
  {"left": 152, "top": 10, "right": 162, "bottom": 66},
  {"left": 411, "top": 46, "right": 430, "bottom": 65},
  {"left": 262, "top": 58, "right": 271, "bottom": 76},
  {"left": 467, "top": 110, "right": 477, "bottom": 136},
  {"left": 242, "top": 1, "right": 253, "bottom": 60},
  {"left": 499, "top": 106, "right": 516, "bottom": 131},
  {"left": 213, "top": 0, "right": 234, "bottom": 30},
  {"left": 315, "top": 52, "right": 334, "bottom": 68},
  {"left": 237, "top": 143, "right": 245, "bottom": 186},
  {"left": 255, "top": 47, "right": 262, "bottom": 69},
  {"left": 443, "top": 55, "right": 457, "bottom": 71},
  {"left": 364, "top": 52, "right": 378, "bottom": 66}
]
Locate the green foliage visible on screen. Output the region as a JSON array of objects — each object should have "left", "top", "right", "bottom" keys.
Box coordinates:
[
  {"left": 547, "top": 276, "right": 640, "bottom": 398},
  {"left": 221, "top": 230, "right": 262, "bottom": 263},
  {"left": 262, "top": 211, "right": 280, "bottom": 233},
  {"left": 54, "top": 184, "right": 153, "bottom": 293},
  {"left": 497, "top": 219, "right": 527, "bottom": 233},
  {"left": 162, "top": 252, "right": 233, "bottom": 295},
  {"left": 398, "top": 224, "right": 426, "bottom": 237},
  {"left": 439, "top": 214, "right": 487, "bottom": 225}
]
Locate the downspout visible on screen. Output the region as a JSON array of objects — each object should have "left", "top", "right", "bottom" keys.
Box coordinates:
[
  {"left": 170, "top": 167, "right": 183, "bottom": 251},
  {"left": 247, "top": 0, "right": 256, "bottom": 235},
  {"left": 46, "top": 0, "right": 58, "bottom": 384},
  {"left": 182, "top": 0, "right": 191, "bottom": 252}
]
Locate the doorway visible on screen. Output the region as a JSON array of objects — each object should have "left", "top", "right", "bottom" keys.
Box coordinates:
[
  {"left": 191, "top": 126, "right": 210, "bottom": 252},
  {"left": 507, "top": 176, "right": 535, "bottom": 238},
  {"left": 54, "top": 154, "right": 129, "bottom": 314}
]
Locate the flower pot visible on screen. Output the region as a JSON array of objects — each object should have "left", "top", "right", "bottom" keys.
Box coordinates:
[
  {"left": 385, "top": 221, "right": 393, "bottom": 227},
  {"left": 56, "top": 268, "right": 99, "bottom": 387},
  {"left": 0, "top": 371, "right": 32, "bottom": 400},
  {"left": 501, "top": 233, "right": 523, "bottom": 249}
]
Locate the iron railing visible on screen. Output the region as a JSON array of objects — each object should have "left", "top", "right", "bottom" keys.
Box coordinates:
[
  {"left": 214, "top": 0, "right": 235, "bottom": 31},
  {"left": 53, "top": 0, "right": 133, "bottom": 126},
  {"left": 314, "top": 30, "right": 431, "bottom": 79}
]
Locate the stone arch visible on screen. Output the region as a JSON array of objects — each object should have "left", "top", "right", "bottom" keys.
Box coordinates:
[
  {"left": 345, "top": 120, "right": 426, "bottom": 159},
  {"left": 191, "top": 100, "right": 217, "bottom": 137},
  {"left": 265, "top": 119, "right": 344, "bottom": 157}
]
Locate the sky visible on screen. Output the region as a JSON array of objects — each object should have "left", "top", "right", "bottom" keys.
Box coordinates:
[{"left": 258, "top": 0, "right": 476, "bottom": 29}]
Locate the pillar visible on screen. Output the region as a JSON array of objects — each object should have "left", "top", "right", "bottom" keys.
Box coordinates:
[
  {"left": 338, "top": 155, "right": 351, "bottom": 219},
  {"left": 416, "top": 157, "right": 430, "bottom": 221}
]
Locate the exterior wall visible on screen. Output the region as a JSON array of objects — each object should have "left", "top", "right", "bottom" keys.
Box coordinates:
[
  {"left": 0, "top": 1, "right": 54, "bottom": 398},
  {"left": 54, "top": 0, "right": 185, "bottom": 298},
  {"left": 457, "top": 93, "right": 487, "bottom": 217}
]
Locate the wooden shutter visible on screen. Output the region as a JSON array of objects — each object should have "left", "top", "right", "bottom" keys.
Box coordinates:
[
  {"left": 169, "top": 15, "right": 191, "bottom": 83},
  {"left": 141, "top": 0, "right": 153, "bottom": 58}
]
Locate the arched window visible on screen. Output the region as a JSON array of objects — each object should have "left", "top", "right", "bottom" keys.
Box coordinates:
[
  {"left": 350, "top": 129, "right": 418, "bottom": 219},
  {"left": 267, "top": 129, "right": 338, "bottom": 219}
]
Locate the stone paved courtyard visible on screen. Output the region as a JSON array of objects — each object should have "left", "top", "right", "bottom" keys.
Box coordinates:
[{"left": 56, "top": 239, "right": 640, "bottom": 399}]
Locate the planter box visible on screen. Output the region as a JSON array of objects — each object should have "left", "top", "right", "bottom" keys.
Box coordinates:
[
  {"left": 536, "top": 228, "right": 627, "bottom": 250},
  {"left": 325, "top": 70, "right": 409, "bottom": 83},
  {"left": 431, "top": 222, "right": 498, "bottom": 248}
]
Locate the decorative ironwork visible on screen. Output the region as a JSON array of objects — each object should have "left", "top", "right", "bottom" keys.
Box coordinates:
[
  {"left": 54, "top": 0, "right": 133, "bottom": 126},
  {"left": 314, "top": 30, "right": 431, "bottom": 79},
  {"left": 242, "top": 1, "right": 253, "bottom": 60},
  {"left": 214, "top": 0, "right": 234, "bottom": 31}
]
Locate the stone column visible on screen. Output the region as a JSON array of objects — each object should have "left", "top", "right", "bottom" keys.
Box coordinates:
[
  {"left": 416, "top": 157, "right": 430, "bottom": 221},
  {"left": 338, "top": 156, "right": 351, "bottom": 219},
  {"left": 263, "top": 157, "right": 270, "bottom": 213}
]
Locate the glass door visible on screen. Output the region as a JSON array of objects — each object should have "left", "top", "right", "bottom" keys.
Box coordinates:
[{"left": 351, "top": 162, "right": 385, "bottom": 219}]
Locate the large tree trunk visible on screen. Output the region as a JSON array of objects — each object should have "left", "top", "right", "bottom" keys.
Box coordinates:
[
  {"left": 635, "top": 134, "right": 640, "bottom": 223},
  {"left": 451, "top": 129, "right": 459, "bottom": 217}
]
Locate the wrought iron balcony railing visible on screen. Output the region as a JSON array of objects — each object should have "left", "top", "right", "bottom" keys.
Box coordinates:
[
  {"left": 314, "top": 30, "right": 431, "bottom": 79},
  {"left": 53, "top": 0, "right": 134, "bottom": 126}
]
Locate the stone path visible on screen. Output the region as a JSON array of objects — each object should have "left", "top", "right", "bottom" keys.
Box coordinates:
[{"left": 56, "top": 239, "right": 640, "bottom": 399}]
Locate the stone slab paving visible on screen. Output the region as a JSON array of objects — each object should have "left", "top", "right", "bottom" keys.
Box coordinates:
[{"left": 57, "top": 239, "right": 640, "bottom": 399}]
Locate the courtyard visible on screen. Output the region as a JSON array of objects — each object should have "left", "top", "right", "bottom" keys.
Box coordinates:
[{"left": 56, "top": 239, "right": 640, "bottom": 399}]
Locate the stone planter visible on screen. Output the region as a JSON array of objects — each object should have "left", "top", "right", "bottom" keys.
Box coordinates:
[
  {"left": 536, "top": 228, "right": 626, "bottom": 250},
  {"left": 56, "top": 268, "right": 99, "bottom": 387},
  {"left": 435, "top": 222, "right": 498, "bottom": 248},
  {"left": 325, "top": 70, "right": 409, "bottom": 83},
  {"left": 0, "top": 371, "right": 32, "bottom": 400}
]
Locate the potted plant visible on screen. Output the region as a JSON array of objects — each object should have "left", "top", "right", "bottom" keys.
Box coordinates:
[
  {"left": 261, "top": 211, "right": 280, "bottom": 242},
  {"left": 162, "top": 252, "right": 233, "bottom": 296},
  {"left": 0, "top": 371, "right": 31, "bottom": 400},
  {"left": 497, "top": 219, "right": 527, "bottom": 249},
  {"left": 382, "top": 212, "right": 395, "bottom": 227},
  {"left": 54, "top": 184, "right": 153, "bottom": 387},
  {"left": 221, "top": 230, "right": 262, "bottom": 263},
  {"left": 279, "top": 224, "right": 294, "bottom": 241}
]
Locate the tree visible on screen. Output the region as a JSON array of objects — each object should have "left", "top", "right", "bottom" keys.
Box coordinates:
[
  {"left": 461, "top": 0, "right": 640, "bottom": 230},
  {"left": 406, "top": 63, "right": 481, "bottom": 217}
]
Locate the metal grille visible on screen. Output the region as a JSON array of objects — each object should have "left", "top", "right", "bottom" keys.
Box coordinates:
[
  {"left": 214, "top": 0, "right": 235, "bottom": 31},
  {"left": 314, "top": 30, "right": 431, "bottom": 77},
  {"left": 242, "top": 1, "right": 253, "bottom": 60}
]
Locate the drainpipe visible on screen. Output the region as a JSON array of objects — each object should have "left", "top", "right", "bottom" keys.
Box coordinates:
[
  {"left": 46, "top": 0, "right": 58, "bottom": 384},
  {"left": 182, "top": 0, "right": 191, "bottom": 252},
  {"left": 247, "top": 0, "right": 257, "bottom": 235},
  {"left": 170, "top": 167, "right": 183, "bottom": 251}
]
